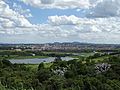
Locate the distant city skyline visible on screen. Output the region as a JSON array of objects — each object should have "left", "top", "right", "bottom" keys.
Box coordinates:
[{"left": 1, "top": 0, "right": 120, "bottom": 44}]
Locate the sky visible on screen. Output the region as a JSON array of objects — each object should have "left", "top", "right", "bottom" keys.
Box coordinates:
[{"left": 1, "top": 0, "right": 120, "bottom": 44}]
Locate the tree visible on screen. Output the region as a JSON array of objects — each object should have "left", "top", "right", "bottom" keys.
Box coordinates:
[
  {"left": 38, "top": 63, "right": 44, "bottom": 70},
  {"left": 54, "top": 57, "right": 62, "bottom": 63},
  {"left": 37, "top": 69, "right": 52, "bottom": 82},
  {"left": 64, "top": 71, "right": 75, "bottom": 79},
  {"left": 2, "top": 59, "right": 12, "bottom": 67},
  {"left": 48, "top": 75, "right": 66, "bottom": 90},
  {"left": 0, "top": 60, "right": 3, "bottom": 68}
]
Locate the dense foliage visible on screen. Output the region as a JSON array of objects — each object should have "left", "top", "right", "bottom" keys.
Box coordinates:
[{"left": 1, "top": 51, "right": 120, "bottom": 90}]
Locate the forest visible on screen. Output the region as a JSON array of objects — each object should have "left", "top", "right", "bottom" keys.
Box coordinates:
[{"left": 0, "top": 50, "right": 120, "bottom": 90}]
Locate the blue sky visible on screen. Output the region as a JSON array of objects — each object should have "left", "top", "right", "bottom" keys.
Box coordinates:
[
  {"left": 1, "top": 0, "right": 120, "bottom": 44},
  {"left": 8, "top": 0, "right": 86, "bottom": 24}
]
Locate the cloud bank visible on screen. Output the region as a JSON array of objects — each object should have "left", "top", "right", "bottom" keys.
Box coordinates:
[
  {"left": 1, "top": 0, "right": 120, "bottom": 43},
  {"left": 20, "top": 0, "right": 120, "bottom": 18}
]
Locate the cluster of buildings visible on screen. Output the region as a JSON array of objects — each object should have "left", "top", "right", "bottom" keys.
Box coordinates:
[{"left": 0, "top": 42, "right": 119, "bottom": 52}]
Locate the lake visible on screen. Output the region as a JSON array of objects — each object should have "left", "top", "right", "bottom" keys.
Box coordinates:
[{"left": 9, "top": 57, "right": 77, "bottom": 64}]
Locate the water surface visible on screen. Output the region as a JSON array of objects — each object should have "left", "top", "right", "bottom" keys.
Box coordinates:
[{"left": 10, "top": 57, "right": 77, "bottom": 64}]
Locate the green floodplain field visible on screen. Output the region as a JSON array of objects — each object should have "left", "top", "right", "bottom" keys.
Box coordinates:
[
  {"left": 0, "top": 50, "right": 117, "bottom": 70},
  {"left": 0, "top": 50, "right": 94, "bottom": 69}
]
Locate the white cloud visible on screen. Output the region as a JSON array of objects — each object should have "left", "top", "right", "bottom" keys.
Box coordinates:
[
  {"left": 20, "top": 0, "right": 120, "bottom": 18},
  {"left": 13, "top": 3, "right": 32, "bottom": 18},
  {"left": 0, "top": 1, "right": 32, "bottom": 27},
  {"left": 41, "top": 0, "right": 54, "bottom": 4},
  {"left": 0, "top": 1, "right": 70, "bottom": 37},
  {"left": 87, "top": 0, "right": 120, "bottom": 17},
  {"left": 0, "top": 0, "right": 33, "bottom": 34},
  {"left": 48, "top": 15, "right": 80, "bottom": 25},
  {"left": 0, "top": 0, "right": 67, "bottom": 36},
  {"left": 20, "top": 0, "right": 90, "bottom": 9},
  {"left": 48, "top": 15, "right": 120, "bottom": 34},
  {"left": 76, "top": 9, "right": 81, "bottom": 12}
]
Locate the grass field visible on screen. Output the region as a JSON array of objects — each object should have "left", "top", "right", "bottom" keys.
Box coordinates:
[
  {"left": 11, "top": 56, "right": 49, "bottom": 59},
  {"left": 3, "top": 55, "right": 49, "bottom": 59},
  {"left": 25, "top": 63, "right": 53, "bottom": 70},
  {"left": 25, "top": 64, "right": 39, "bottom": 70},
  {"left": 92, "top": 56, "right": 109, "bottom": 62}
]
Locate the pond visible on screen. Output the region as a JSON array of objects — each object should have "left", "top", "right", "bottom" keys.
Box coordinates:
[{"left": 9, "top": 57, "right": 77, "bottom": 64}]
